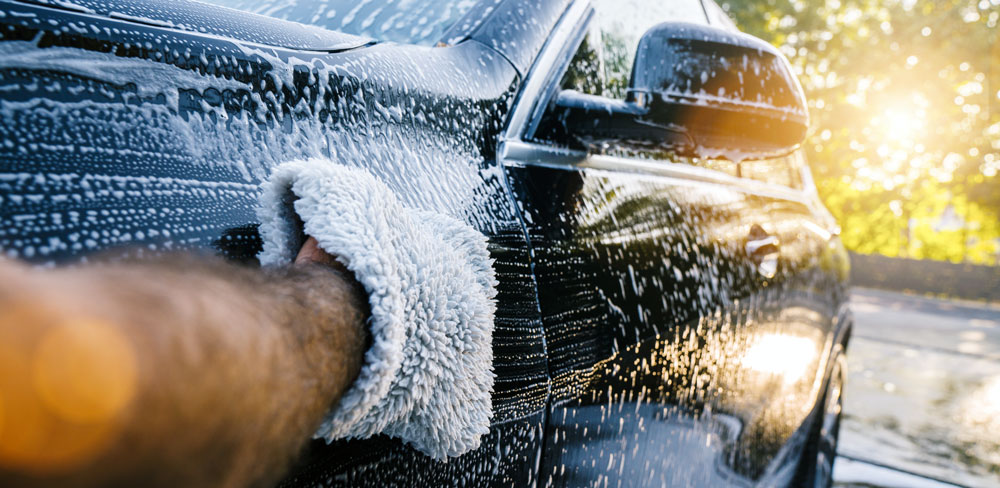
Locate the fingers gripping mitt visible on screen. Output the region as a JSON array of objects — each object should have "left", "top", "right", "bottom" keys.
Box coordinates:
[{"left": 256, "top": 159, "right": 497, "bottom": 460}]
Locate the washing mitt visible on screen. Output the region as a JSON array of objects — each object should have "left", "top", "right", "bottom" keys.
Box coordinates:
[{"left": 256, "top": 159, "right": 497, "bottom": 460}]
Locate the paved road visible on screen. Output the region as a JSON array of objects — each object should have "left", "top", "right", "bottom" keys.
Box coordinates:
[{"left": 832, "top": 288, "right": 1000, "bottom": 488}]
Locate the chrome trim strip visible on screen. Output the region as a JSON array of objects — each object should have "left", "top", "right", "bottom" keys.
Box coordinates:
[{"left": 501, "top": 140, "right": 811, "bottom": 203}]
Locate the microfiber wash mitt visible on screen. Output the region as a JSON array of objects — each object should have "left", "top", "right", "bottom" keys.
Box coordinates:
[{"left": 256, "top": 159, "right": 497, "bottom": 460}]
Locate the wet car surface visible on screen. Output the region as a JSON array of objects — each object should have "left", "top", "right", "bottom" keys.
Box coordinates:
[{"left": 0, "top": 0, "right": 851, "bottom": 486}]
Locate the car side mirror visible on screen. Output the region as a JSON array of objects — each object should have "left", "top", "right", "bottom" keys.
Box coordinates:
[{"left": 545, "top": 22, "right": 809, "bottom": 160}]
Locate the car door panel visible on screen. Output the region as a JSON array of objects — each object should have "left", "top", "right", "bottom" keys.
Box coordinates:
[
  {"left": 502, "top": 151, "right": 842, "bottom": 485},
  {"left": 493, "top": 0, "right": 850, "bottom": 482}
]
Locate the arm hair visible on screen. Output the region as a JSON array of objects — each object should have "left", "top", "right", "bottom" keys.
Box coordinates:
[{"left": 0, "top": 253, "right": 368, "bottom": 488}]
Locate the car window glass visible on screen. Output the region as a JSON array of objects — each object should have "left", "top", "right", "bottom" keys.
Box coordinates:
[
  {"left": 550, "top": 0, "right": 712, "bottom": 99},
  {"left": 591, "top": 0, "right": 709, "bottom": 99},
  {"left": 197, "top": 0, "right": 479, "bottom": 46},
  {"left": 558, "top": 29, "right": 605, "bottom": 96}
]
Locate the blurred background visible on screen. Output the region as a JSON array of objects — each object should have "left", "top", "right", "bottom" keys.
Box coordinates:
[
  {"left": 718, "top": 1, "right": 999, "bottom": 486},
  {"left": 722, "top": 0, "right": 999, "bottom": 266}
]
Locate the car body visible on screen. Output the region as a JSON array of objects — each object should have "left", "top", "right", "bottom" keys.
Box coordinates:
[{"left": 0, "top": 0, "right": 852, "bottom": 486}]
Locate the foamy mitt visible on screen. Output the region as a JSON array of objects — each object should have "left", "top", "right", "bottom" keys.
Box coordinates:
[{"left": 256, "top": 159, "right": 497, "bottom": 460}]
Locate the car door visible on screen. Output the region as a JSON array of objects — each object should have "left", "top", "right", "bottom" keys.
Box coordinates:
[
  {"left": 0, "top": 0, "right": 555, "bottom": 486},
  {"left": 499, "top": 0, "right": 848, "bottom": 485}
]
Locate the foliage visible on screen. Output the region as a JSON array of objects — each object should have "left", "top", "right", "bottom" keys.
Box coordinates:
[{"left": 720, "top": 0, "right": 1000, "bottom": 264}]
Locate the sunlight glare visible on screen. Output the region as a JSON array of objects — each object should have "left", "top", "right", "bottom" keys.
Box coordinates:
[
  {"left": 740, "top": 334, "right": 817, "bottom": 385},
  {"left": 877, "top": 107, "right": 924, "bottom": 146}
]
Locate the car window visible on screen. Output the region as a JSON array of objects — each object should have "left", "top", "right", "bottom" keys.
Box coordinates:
[
  {"left": 536, "top": 0, "right": 712, "bottom": 121},
  {"left": 196, "top": 0, "right": 480, "bottom": 46},
  {"left": 588, "top": 0, "right": 709, "bottom": 99},
  {"left": 557, "top": 30, "right": 606, "bottom": 96}
]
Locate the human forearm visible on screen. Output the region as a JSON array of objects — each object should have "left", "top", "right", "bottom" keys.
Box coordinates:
[{"left": 0, "top": 253, "right": 367, "bottom": 488}]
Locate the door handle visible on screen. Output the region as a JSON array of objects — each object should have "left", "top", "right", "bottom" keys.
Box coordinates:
[
  {"left": 746, "top": 225, "right": 780, "bottom": 279},
  {"left": 746, "top": 235, "right": 779, "bottom": 256}
]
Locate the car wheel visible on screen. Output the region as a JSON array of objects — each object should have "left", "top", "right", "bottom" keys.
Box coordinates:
[{"left": 797, "top": 352, "right": 846, "bottom": 488}]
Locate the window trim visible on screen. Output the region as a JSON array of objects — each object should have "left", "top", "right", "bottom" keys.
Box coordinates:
[{"left": 501, "top": 140, "right": 810, "bottom": 204}]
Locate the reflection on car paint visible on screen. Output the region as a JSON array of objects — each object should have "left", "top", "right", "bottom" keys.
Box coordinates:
[{"left": 503, "top": 162, "right": 847, "bottom": 484}]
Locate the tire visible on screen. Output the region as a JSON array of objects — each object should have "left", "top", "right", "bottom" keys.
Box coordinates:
[{"left": 795, "top": 353, "right": 846, "bottom": 488}]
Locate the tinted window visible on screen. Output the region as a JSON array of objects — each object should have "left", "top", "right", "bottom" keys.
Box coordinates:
[
  {"left": 558, "top": 32, "right": 605, "bottom": 95},
  {"left": 546, "top": 0, "right": 713, "bottom": 103},
  {"left": 591, "top": 0, "right": 709, "bottom": 99},
  {"left": 198, "top": 0, "right": 480, "bottom": 46}
]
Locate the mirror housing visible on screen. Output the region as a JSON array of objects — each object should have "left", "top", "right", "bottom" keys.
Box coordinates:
[{"left": 545, "top": 22, "right": 809, "bottom": 160}]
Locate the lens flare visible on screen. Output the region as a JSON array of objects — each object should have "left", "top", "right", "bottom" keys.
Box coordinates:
[
  {"left": 741, "top": 334, "right": 817, "bottom": 385},
  {"left": 875, "top": 107, "right": 925, "bottom": 147}
]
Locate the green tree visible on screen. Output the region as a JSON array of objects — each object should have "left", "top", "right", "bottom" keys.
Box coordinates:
[{"left": 720, "top": 0, "right": 1000, "bottom": 264}]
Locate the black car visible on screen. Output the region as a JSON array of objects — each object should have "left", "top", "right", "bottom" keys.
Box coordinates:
[{"left": 0, "top": 0, "right": 851, "bottom": 486}]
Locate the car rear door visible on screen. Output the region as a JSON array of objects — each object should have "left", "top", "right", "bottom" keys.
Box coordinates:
[{"left": 499, "top": 1, "right": 847, "bottom": 485}]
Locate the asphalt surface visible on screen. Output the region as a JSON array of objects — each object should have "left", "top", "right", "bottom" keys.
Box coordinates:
[{"left": 832, "top": 288, "right": 1000, "bottom": 488}]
